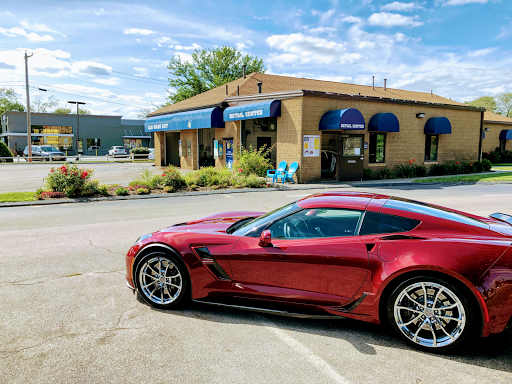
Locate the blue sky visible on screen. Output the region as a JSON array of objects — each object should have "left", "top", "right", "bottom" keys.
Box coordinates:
[{"left": 1, "top": 0, "right": 511, "bottom": 118}]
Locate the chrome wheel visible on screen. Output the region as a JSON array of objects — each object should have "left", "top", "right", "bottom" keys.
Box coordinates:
[
  {"left": 393, "top": 281, "right": 466, "bottom": 348},
  {"left": 138, "top": 256, "right": 183, "bottom": 306}
]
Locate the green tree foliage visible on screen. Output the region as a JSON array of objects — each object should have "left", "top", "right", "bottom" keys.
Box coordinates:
[
  {"left": 166, "top": 46, "right": 266, "bottom": 104},
  {"left": 464, "top": 96, "right": 497, "bottom": 113},
  {"left": 496, "top": 92, "right": 512, "bottom": 117},
  {"left": 0, "top": 87, "right": 25, "bottom": 115},
  {"left": 54, "top": 106, "right": 92, "bottom": 115},
  {"left": 0, "top": 140, "right": 13, "bottom": 162},
  {"left": 30, "top": 94, "right": 60, "bottom": 113}
]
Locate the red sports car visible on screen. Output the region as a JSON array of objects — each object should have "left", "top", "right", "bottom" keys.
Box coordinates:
[{"left": 125, "top": 192, "right": 512, "bottom": 352}]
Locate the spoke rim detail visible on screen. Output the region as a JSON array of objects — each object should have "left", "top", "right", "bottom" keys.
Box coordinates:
[
  {"left": 394, "top": 281, "right": 466, "bottom": 348},
  {"left": 139, "top": 257, "right": 182, "bottom": 305}
]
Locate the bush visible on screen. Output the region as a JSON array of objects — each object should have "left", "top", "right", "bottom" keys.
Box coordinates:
[
  {"left": 45, "top": 164, "right": 93, "bottom": 195},
  {"left": 482, "top": 159, "right": 492, "bottom": 172},
  {"left": 161, "top": 166, "right": 185, "bottom": 189},
  {"left": 115, "top": 186, "right": 128, "bottom": 196},
  {"left": 483, "top": 150, "right": 502, "bottom": 164},
  {"left": 136, "top": 187, "right": 149, "bottom": 195},
  {"left": 98, "top": 184, "right": 109, "bottom": 195},
  {"left": 472, "top": 160, "right": 483, "bottom": 173},
  {"left": 81, "top": 182, "right": 99, "bottom": 196},
  {"left": 41, "top": 191, "right": 65, "bottom": 198},
  {"left": 429, "top": 163, "right": 448, "bottom": 176},
  {"left": 363, "top": 168, "right": 373, "bottom": 180},
  {"left": 395, "top": 163, "right": 415, "bottom": 178},
  {"left": 0, "top": 141, "right": 13, "bottom": 163},
  {"left": 135, "top": 170, "right": 162, "bottom": 189},
  {"left": 377, "top": 168, "right": 393, "bottom": 180},
  {"left": 130, "top": 147, "right": 150, "bottom": 154},
  {"left": 234, "top": 145, "right": 273, "bottom": 177},
  {"left": 240, "top": 173, "right": 264, "bottom": 188},
  {"left": 163, "top": 186, "right": 174, "bottom": 193}
]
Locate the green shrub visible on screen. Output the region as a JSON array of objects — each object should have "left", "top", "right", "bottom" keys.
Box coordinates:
[
  {"left": 130, "top": 147, "right": 150, "bottom": 154},
  {"left": 135, "top": 170, "right": 163, "bottom": 189},
  {"left": 482, "top": 159, "right": 492, "bottom": 172},
  {"left": 234, "top": 145, "right": 273, "bottom": 177},
  {"left": 484, "top": 150, "right": 502, "bottom": 164},
  {"left": 115, "top": 186, "right": 128, "bottom": 196},
  {"left": 415, "top": 165, "right": 427, "bottom": 177},
  {"left": 240, "top": 174, "right": 264, "bottom": 188},
  {"left": 472, "top": 161, "right": 483, "bottom": 173},
  {"left": 0, "top": 141, "right": 13, "bottom": 163},
  {"left": 45, "top": 164, "right": 93, "bottom": 194},
  {"left": 81, "top": 182, "right": 99, "bottom": 196},
  {"left": 129, "top": 180, "right": 149, "bottom": 189},
  {"left": 161, "top": 166, "right": 185, "bottom": 189},
  {"left": 98, "top": 184, "right": 109, "bottom": 195},
  {"left": 163, "top": 186, "right": 174, "bottom": 193},
  {"left": 136, "top": 187, "right": 149, "bottom": 195},
  {"left": 429, "top": 163, "right": 448, "bottom": 176},
  {"left": 395, "top": 164, "right": 415, "bottom": 178},
  {"left": 363, "top": 168, "right": 373, "bottom": 180},
  {"left": 377, "top": 168, "right": 393, "bottom": 180}
]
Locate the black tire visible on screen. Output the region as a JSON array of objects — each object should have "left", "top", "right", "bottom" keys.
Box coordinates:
[
  {"left": 386, "top": 276, "right": 474, "bottom": 353},
  {"left": 135, "top": 252, "right": 189, "bottom": 310}
]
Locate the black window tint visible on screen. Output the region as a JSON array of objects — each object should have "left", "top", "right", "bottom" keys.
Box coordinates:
[{"left": 359, "top": 211, "right": 420, "bottom": 236}]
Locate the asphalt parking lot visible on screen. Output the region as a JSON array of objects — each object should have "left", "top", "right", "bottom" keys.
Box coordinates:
[{"left": 1, "top": 185, "right": 511, "bottom": 383}]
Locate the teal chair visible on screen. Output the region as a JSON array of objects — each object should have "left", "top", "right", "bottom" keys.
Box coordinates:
[
  {"left": 278, "top": 161, "right": 298, "bottom": 184},
  {"left": 266, "top": 161, "right": 287, "bottom": 184}
]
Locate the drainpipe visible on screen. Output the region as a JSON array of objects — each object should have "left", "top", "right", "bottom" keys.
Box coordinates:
[
  {"left": 372, "top": 76, "right": 375, "bottom": 90},
  {"left": 478, "top": 110, "right": 484, "bottom": 161}
]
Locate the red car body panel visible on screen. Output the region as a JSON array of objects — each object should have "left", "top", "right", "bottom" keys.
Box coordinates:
[{"left": 126, "top": 192, "right": 512, "bottom": 337}]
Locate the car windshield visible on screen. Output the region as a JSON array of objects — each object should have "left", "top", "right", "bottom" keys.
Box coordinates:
[
  {"left": 41, "top": 147, "right": 59, "bottom": 152},
  {"left": 230, "top": 202, "right": 298, "bottom": 237}
]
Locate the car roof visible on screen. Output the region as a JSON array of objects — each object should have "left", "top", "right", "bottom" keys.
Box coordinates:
[{"left": 297, "top": 192, "right": 380, "bottom": 210}]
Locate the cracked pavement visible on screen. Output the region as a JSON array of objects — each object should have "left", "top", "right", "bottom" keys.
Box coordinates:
[{"left": 1, "top": 185, "right": 511, "bottom": 383}]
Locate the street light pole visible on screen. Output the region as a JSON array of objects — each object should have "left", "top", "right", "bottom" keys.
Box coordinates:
[
  {"left": 67, "top": 101, "right": 86, "bottom": 158},
  {"left": 24, "top": 50, "right": 33, "bottom": 162}
]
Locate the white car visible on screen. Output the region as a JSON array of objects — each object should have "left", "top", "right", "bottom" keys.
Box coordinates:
[
  {"left": 108, "top": 146, "right": 128, "bottom": 156},
  {"left": 148, "top": 148, "right": 155, "bottom": 160}
]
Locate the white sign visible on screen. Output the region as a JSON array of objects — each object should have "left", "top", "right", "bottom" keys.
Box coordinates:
[
  {"left": 95, "top": 138, "right": 98, "bottom": 143},
  {"left": 228, "top": 109, "right": 264, "bottom": 120},
  {"left": 303, "top": 135, "right": 320, "bottom": 157}
]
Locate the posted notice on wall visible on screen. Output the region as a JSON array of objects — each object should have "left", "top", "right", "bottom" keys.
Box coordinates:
[{"left": 303, "top": 135, "right": 320, "bottom": 157}]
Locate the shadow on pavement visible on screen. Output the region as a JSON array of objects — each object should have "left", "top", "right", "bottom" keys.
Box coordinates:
[{"left": 137, "top": 293, "right": 512, "bottom": 372}]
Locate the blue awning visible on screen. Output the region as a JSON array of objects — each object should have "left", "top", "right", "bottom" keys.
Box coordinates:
[
  {"left": 319, "top": 108, "right": 365, "bottom": 131},
  {"left": 145, "top": 107, "right": 224, "bottom": 133},
  {"left": 368, "top": 113, "right": 399, "bottom": 132},
  {"left": 223, "top": 100, "right": 281, "bottom": 121},
  {"left": 424, "top": 117, "right": 451, "bottom": 134},
  {"left": 500, "top": 130, "right": 512, "bottom": 140},
  {"left": 483, "top": 131, "right": 485, "bottom": 139}
]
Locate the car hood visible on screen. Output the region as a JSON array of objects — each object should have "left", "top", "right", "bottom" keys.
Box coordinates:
[{"left": 159, "top": 211, "right": 265, "bottom": 233}]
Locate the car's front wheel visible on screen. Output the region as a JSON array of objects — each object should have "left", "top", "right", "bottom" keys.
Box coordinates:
[
  {"left": 387, "top": 276, "right": 474, "bottom": 352},
  {"left": 135, "top": 252, "right": 188, "bottom": 309}
]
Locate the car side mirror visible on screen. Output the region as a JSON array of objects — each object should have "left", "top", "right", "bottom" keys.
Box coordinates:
[{"left": 259, "top": 230, "right": 272, "bottom": 247}]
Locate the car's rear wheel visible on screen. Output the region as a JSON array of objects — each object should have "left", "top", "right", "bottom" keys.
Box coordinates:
[
  {"left": 135, "top": 252, "right": 188, "bottom": 309},
  {"left": 387, "top": 276, "right": 474, "bottom": 352}
]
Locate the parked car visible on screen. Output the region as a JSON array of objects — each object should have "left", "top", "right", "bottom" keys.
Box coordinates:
[
  {"left": 108, "top": 146, "right": 128, "bottom": 156},
  {"left": 88, "top": 145, "right": 100, "bottom": 151},
  {"left": 23, "top": 145, "right": 66, "bottom": 161},
  {"left": 126, "top": 192, "right": 512, "bottom": 353},
  {"left": 148, "top": 148, "right": 155, "bottom": 160}
]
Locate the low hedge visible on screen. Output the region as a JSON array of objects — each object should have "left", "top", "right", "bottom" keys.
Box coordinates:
[{"left": 0, "top": 141, "right": 13, "bottom": 163}]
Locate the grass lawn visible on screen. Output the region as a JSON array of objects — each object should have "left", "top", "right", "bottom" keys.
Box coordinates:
[
  {"left": 415, "top": 172, "right": 512, "bottom": 183},
  {"left": 492, "top": 165, "right": 512, "bottom": 171},
  {"left": 0, "top": 192, "right": 37, "bottom": 203}
]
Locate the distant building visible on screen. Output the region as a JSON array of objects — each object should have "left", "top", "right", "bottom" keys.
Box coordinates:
[
  {"left": 0, "top": 112, "right": 152, "bottom": 155},
  {"left": 482, "top": 111, "right": 512, "bottom": 152}
]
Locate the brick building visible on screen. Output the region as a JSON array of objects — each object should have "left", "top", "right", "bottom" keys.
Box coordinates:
[
  {"left": 482, "top": 111, "right": 512, "bottom": 153},
  {"left": 146, "top": 73, "right": 485, "bottom": 182}
]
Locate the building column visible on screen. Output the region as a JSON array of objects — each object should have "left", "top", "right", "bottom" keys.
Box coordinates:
[{"left": 154, "top": 131, "right": 165, "bottom": 166}]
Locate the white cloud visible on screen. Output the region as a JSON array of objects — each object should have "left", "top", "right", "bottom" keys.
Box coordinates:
[
  {"left": 92, "top": 78, "right": 122, "bottom": 86},
  {"left": 380, "top": 2, "right": 425, "bottom": 11},
  {"left": 146, "top": 92, "right": 163, "bottom": 98},
  {"left": 0, "top": 27, "right": 54, "bottom": 41},
  {"left": 254, "top": 16, "right": 269, "bottom": 20},
  {"left": 267, "top": 33, "right": 362, "bottom": 65},
  {"left": 307, "top": 27, "right": 338, "bottom": 34},
  {"left": 368, "top": 12, "right": 423, "bottom": 28},
  {"left": 124, "top": 28, "right": 154, "bottom": 35},
  {"left": 133, "top": 67, "right": 149, "bottom": 77},
  {"left": 341, "top": 15, "right": 363, "bottom": 23},
  {"left": 435, "top": 0, "right": 490, "bottom": 5},
  {"left": 154, "top": 36, "right": 175, "bottom": 45},
  {"left": 174, "top": 43, "right": 201, "bottom": 51},
  {"left": 311, "top": 9, "right": 336, "bottom": 24},
  {"left": 19, "top": 20, "right": 59, "bottom": 33}
]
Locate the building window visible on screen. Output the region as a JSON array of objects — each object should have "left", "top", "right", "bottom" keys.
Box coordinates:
[
  {"left": 425, "top": 134, "right": 439, "bottom": 162},
  {"left": 500, "top": 140, "right": 506, "bottom": 152},
  {"left": 369, "top": 132, "right": 386, "bottom": 163}
]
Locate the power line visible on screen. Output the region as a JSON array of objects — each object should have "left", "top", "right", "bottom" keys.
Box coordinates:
[{"left": 33, "top": 53, "right": 169, "bottom": 85}]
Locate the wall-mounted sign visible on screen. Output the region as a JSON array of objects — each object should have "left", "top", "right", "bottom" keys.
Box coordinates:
[
  {"left": 178, "top": 140, "right": 182, "bottom": 157},
  {"left": 219, "top": 143, "right": 223, "bottom": 157},
  {"left": 303, "top": 135, "right": 320, "bottom": 157},
  {"left": 225, "top": 140, "right": 234, "bottom": 169},
  {"left": 213, "top": 140, "right": 219, "bottom": 159}
]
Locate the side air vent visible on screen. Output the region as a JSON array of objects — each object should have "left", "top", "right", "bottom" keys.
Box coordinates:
[
  {"left": 194, "top": 246, "right": 213, "bottom": 260},
  {"left": 207, "top": 264, "right": 231, "bottom": 280},
  {"left": 190, "top": 246, "right": 232, "bottom": 281}
]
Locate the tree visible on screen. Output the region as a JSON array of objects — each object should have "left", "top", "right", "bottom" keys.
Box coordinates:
[
  {"left": 0, "top": 87, "right": 25, "bottom": 115},
  {"left": 464, "top": 96, "right": 497, "bottom": 113},
  {"left": 137, "top": 102, "right": 171, "bottom": 119},
  {"left": 496, "top": 92, "right": 512, "bottom": 118},
  {"left": 167, "top": 46, "right": 266, "bottom": 104},
  {"left": 54, "top": 106, "right": 92, "bottom": 115},
  {"left": 30, "top": 94, "right": 60, "bottom": 113}
]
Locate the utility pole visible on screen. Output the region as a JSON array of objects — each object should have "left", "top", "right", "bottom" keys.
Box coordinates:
[
  {"left": 67, "top": 101, "right": 86, "bottom": 158},
  {"left": 24, "top": 50, "right": 33, "bottom": 162}
]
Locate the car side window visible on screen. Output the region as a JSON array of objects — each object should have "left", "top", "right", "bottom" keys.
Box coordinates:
[
  {"left": 267, "top": 208, "right": 364, "bottom": 239},
  {"left": 359, "top": 211, "right": 420, "bottom": 236}
]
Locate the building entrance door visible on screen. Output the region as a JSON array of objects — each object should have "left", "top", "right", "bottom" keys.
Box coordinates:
[
  {"left": 165, "top": 132, "right": 180, "bottom": 167},
  {"left": 337, "top": 134, "right": 364, "bottom": 181}
]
